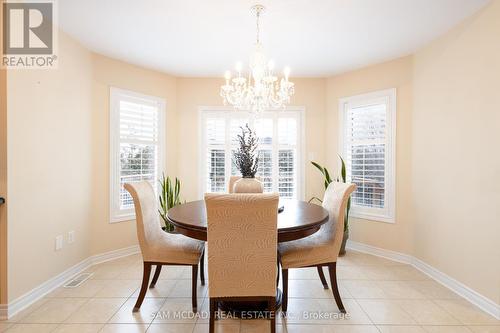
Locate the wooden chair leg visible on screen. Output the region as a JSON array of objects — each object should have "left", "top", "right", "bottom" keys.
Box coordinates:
[
  {"left": 282, "top": 268, "right": 288, "bottom": 312},
  {"left": 192, "top": 264, "right": 198, "bottom": 312},
  {"left": 133, "top": 262, "right": 152, "bottom": 311},
  {"left": 317, "top": 265, "right": 329, "bottom": 289},
  {"left": 276, "top": 256, "right": 280, "bottom": 288},
  {"left": 328, "top": 262, "right": 346, "bottom": 313},
  {"left": 149, "top": 265, "right": 162, "bottom": 288},
  {"left": 209, "top": 298, "right": 215, "bottom": 333},
  {"left": 268, "top": 297, "right": 276, "bottom": 333},
  {"left": 200, "top": 249, "right": 206, "bottom": 286}
]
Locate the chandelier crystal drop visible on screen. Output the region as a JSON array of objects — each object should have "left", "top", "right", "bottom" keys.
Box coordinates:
[{"left": 220, "top": 4, "right": 295, "bottom": 114}]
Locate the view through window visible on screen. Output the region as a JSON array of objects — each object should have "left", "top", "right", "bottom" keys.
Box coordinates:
[
  {"left": 201, "top": 109, "right": 304, "bottom": 200},
  {"left": 340, "top": 89, "right": 396, "bottom": 222},
  {"left": 110, "top": 88, "right": 165, "bottom": 222}
]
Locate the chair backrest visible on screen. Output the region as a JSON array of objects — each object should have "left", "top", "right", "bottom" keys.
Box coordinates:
[
  {"left": 227, "top": 176, "right": 241, "bottom": 193},
  {"left": 322, "top": 181, "right": 357, "bottom": 257},
  {"left": 205, "top": 193, "right": 279, "bottom": 298},
  {"left": 124, "top": 181, "right": 162, "bottom": 259},
  {"left": 228, "top": 175, "right": 262, "bottom": 193}
]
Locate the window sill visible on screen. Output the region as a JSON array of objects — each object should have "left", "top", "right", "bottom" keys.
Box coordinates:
[
  {"left": 350, "top": 211, "right": 395, "bottom": 224},
  {"left": 110, "top": 213, "right": 136, "bottom": 224}
]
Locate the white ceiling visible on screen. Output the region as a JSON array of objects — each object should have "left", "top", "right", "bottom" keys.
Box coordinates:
[{"left": 58, "top": 0, "right": 489, "bottom": 77}]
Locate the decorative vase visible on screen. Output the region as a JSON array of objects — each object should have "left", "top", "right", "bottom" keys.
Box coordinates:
[
  {"left": 339, "top": 228, "right": 349, "bottom": 256},
  {"left": 233, "top": 177, "right": 264, "bottom": 193}
]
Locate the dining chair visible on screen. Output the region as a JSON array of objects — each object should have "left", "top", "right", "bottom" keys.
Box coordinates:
[
  {"left": 205, "top": 193, "right": 279, "bottom": 333},
  {"left": 227, "top": 176, "right": 241, "bottom": 193},
  {"left": 124, "top": 181, "right": 205, "bottom": 312},
  {"left": 278, "top": 181, "right": 356, "bottom": 313}
]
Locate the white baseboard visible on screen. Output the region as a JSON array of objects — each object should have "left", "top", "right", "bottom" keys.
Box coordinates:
[
  {"left": 346, "top": 239, "right": 412, "bottom": 265},
  {"left": 1, "top": 245, "right": 140, "bottom": 320},
  {"left": 411, "top": 257, "right": 500, "bottom": 320},
  {"left": 346, "top": 240, "right": 500, "bottom": 320},
  {"left": 89, "top": 245, "right": 140, "bottom": 266}
]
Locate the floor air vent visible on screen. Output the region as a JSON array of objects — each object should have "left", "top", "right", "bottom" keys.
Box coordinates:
[{"left": 63, "top": 273, "right": 93, "bottom": 288}]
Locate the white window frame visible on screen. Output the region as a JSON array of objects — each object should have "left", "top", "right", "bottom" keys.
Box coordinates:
[
  {"left": 109, "top": 87, "right": 166, "bottom": 223},
  {"left": 198, "top": 106, "right": 306, "bottom": 200},
  {"left": 338, "top": 88, "right": 396, "bottom": 223}
]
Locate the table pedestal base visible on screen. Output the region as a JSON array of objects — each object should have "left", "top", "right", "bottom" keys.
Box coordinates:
[{"left": 216, "top": 289, "right": 282, "bottom": 319}]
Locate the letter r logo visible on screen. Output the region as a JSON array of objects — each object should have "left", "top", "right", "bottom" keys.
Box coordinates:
[{"left": 3, "top": 2, "right": 53, "bottom": 54}]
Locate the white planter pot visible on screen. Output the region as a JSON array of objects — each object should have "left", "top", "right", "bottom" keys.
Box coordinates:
[{"left": 233, "top": 177, "right": 264, "bottom": 193}]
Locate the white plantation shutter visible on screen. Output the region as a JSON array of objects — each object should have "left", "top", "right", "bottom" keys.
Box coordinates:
[
  {"left": 201, "top": 109, "right": 303, "bottom": 199},
  {"left": 255, "top": 118, "right": 274, "bottom": 192},
  {"left": 257, "top": 149, "right": 273, "bottom": 192},
  {"left": 340, "top": 89, "right": 396, "bottom": 223},
  {"left": 278, "top": 149, "right": 295, "bottom": 198},
  {"left": 206, "top": 118, "right": 226, "bottom": 193},
  {"left": 278, "top": 117, "right": 298, "bottom": 198},
  {"left": 110, "top": 88, "right": 165, "bottom": 222}
]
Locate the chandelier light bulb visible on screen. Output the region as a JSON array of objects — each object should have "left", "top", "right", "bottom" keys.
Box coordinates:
[
  {"left": 235, "top": 62, "right": 243, "bottom": 75},
  {"left": 284, "top": 66, "right": 291, "bottom": 81},
  {"left": 268, "top": 60, "right": 275, "bottom": 71},
  {"left": 224, "top": 70, "right": 231, "bottom": 84}
]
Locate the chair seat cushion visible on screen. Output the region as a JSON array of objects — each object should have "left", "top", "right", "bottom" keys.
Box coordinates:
[
  {"left": 142, "top": 232, "right": 204, "bottom": 265},
  {"left": 278, "top": 225, "right": 337, "bottom": 269}
]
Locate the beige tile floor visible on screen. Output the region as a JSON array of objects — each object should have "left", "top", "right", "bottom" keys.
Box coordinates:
[{"left": 1, "top": 251, "right": 498, "bottom": 332}]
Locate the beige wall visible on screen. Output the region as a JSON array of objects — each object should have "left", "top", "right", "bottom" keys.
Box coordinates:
[
  {"left": 89, "top": 54, "right": 177, "bottom": 255},
  {"left": 412, "top": 1, "right": 500, "bottom": 303},
  {"left": 325, "top": 56, "right": 414, "bottom": 254},
  {"left": 176, "top": 78, "right": 326, "bottom": 202},
  {"left": 4, "top": 32, "right": 179, "bottom": 301},
  {"left": 0, "top": 0, "right": 7, "bottom": 306},
  {"left": 6, "top": 31, "right": 94, "bottom": 301}
]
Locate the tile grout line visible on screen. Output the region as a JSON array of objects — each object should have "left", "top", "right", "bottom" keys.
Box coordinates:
[
  {"left": 352, "top": 298, "right": 378, "bottom": 327},
  {"left": 428, "top": 298, "right": 471, "bottom": 327}
]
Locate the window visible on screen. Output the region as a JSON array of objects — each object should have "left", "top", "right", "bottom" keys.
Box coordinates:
[
  {"left": 200, "top": 108, "right": 304, "bottom": 199},
  {"left": 339, "top": 89, "right": 396, "bottom": 223},
  {"left": 110, "top": 88, "right": 165, "bottom": 222}
]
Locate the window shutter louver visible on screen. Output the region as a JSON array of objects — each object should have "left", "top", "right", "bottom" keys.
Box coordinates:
[
  {"left": 119, "top": 100, "right": 160, "bottom": 210},
  {"left": 346, "top": 104, "right": 386, "bottom": 209},
  {"left": 201, "top": 110, "right": 303, "bottom": 199},
  {"left": 110, "top": 88, "right": 165, "bottom": 222},
  {"left": 340, "top": 89, "right": 396, "bottom": 223}
]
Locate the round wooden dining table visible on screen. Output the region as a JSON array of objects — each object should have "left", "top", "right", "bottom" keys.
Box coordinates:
[
  {"left": 167, "top": 199, "right": 329, "bottom": 243},
  {"left": 167, "top": 199, "right": 329, "bottom": 316}
]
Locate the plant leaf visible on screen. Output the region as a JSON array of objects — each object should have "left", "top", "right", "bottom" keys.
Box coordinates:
[
  {"left": 308, "top": 196, "right": 323, "bottom": 204},
  {"left": 311, "top": 161, "right": 326, "bottom": 176},
  {"left": 339, "top": 155, "right": 347, "bottom": 183},
  {"left": 324, "top": 167, "right": 332, "bottom": 184}
]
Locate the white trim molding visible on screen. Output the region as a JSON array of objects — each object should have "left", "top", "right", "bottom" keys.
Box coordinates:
[
  {"left": 109, "top": 87, "right": 166, "bottom": 223},
  {"left": 1, "top": 245, "right": 140, "bottom": 320},
  {"left": 347, "top": 240, "right": 500, "bottom": 320},
  {"left": 339, "top": 88, "right": 397, "bottom": 223}
]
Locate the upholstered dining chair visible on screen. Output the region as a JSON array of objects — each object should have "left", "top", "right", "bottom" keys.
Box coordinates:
[
  {"left": 124, "top": 181, "right": 205, "bottom": 312},
  {"left": 278, "top": 181, "right": 356, "bottom": 313},
  {"left": 227, "top": 176, "right": 241, "bottom": 193},
  {"left": 205, "top": 193, "right": 279, "bottom": 333}
]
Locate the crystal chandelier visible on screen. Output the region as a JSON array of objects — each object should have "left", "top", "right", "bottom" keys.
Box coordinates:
[{"left": 220, "top": 4, "right": 295, "bottom": 114}]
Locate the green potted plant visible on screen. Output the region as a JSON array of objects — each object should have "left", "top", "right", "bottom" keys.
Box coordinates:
[
  {"left": 158, "top": 173, "right": 183, "bottom": 233},
  {"left": 310, "top": 157, "right": 352, "bottom": 255},
  {"left": 233, "top": 124, "right": 263, "bottom": 193}
]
